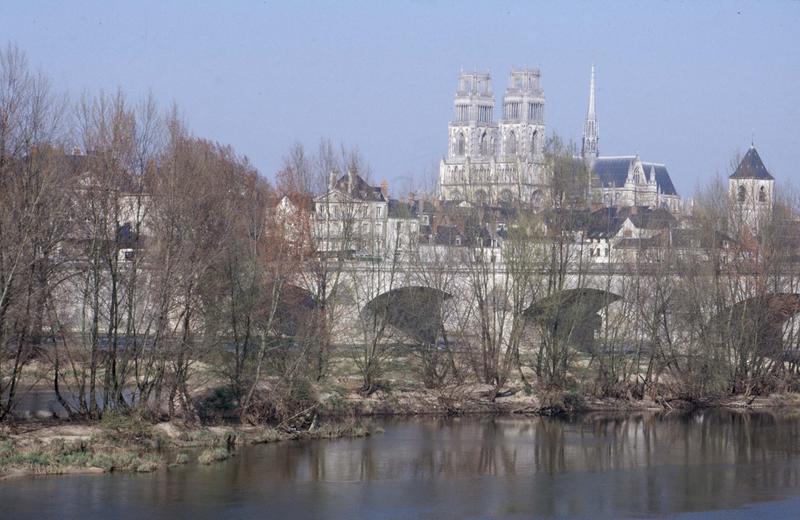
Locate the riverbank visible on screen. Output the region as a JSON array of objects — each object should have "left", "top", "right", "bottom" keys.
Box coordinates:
[
  {"left": 0, "top": 415, "right": 374, "bottom": 481},
  {"left": 316, "top": 382, "right": 800, "bottom": 416},
  {"left": 5, "top": 385, "right": 800, "bottom": 481}
]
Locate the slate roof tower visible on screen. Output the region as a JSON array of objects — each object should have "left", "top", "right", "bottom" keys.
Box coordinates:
[{"left": 728, "top": 144, "right": 774, "bottom": 234}]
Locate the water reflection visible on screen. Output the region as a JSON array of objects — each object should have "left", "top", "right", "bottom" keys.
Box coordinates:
[
  {"left": 4, "top": 410, "right": 800, "bottom": 519},
  {"left": 254, "top": 412, "right": 800, "bottom": 482}
]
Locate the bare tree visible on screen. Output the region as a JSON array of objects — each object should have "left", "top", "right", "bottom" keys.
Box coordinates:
[{"left": 0, "top": 44, "right": 68, "bottom": 419}]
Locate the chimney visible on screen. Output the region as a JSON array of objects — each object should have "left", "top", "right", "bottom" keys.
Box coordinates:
[
  {"left": 347, "top": 169, "right": 355, "bottom": 194},
  {"left": 380, "top": 179, "right": 389, "bottom": 199},
  {"left": 328, "top": 171, "right": 336, "bottom": 191}
]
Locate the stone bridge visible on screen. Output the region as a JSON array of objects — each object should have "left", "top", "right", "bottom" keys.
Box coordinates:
[{"left": 286, "top": 259, "right": 800, "bottom": 353}]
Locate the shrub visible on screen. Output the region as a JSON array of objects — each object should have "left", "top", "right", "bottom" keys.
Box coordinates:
[
  {"left": 197, "top": 386, "right": 239, "bottom": 423},
  {"left": 99, "top": 411, "right": 155, "bottom": 445}
]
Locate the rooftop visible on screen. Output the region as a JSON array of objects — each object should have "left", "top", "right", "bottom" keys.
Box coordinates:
[{"left": 730, "top": 146, "right": 774, "bottom": 180}]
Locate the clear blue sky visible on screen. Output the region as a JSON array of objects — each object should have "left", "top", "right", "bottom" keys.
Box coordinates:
[{"left": 4, "top": 1, "right": 799, "bottom": 196}]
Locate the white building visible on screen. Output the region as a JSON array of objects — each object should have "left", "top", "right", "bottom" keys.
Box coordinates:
[{"left": 313, "top": 171, "right": 418, "bottom": 258}]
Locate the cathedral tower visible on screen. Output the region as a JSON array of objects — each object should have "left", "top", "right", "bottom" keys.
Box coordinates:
[
  {"left": 581, "top": 65, "right": 599, "bottom": 162},
  {"left": 499, "top": 68, "right": 545, "bottom": 161},
  {"left": 447, "top": 71, "right": 496, "bottom": 161}
]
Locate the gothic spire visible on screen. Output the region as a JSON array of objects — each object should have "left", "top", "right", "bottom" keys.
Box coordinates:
[
  {"left": 582, "top": 65, "right": 599, "bottom": 162},
  {"left": 588, "top": 65, "right": 596, "bottom": 119}
]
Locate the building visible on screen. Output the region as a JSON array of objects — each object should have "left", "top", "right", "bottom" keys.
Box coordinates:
[
  {"left": 580, "top": 68, "right": 681, "bottom": 212},
  {"left": 313, "top": 170, "right": 418, "bottom": 257},
  {"left": 439, "top": 69, "right": 547, "bottom": 207},
  {"left": 728, "top": 144, "right": 775, "bottom": 234}
]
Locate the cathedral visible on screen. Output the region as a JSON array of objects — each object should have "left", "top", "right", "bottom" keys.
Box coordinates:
[
  {"left": 438, "top": 69, "right": 547, "bottom": 207},
  {"left": 438, "top": 66, "right": 682, "bottom": 213}
]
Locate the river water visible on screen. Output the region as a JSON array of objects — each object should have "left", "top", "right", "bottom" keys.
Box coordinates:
[{"left": 4, "top": 410, "right": 800, "bottom": 519}]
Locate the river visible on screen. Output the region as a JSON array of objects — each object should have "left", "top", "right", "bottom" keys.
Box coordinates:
[{"left": 4, "top": 410, "right": 800, "bottom": 519}]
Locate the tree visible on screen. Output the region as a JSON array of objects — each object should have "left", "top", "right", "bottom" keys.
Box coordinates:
[{"left": 0, "top": 44, "right": 68, "bottom": 420}]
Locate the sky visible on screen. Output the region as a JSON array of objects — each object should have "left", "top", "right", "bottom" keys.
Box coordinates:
[{"left": 3, "top": 1, "right": 799, "bottom": 197}]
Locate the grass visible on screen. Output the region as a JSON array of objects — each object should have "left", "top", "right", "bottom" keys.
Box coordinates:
[
  {"left": 198, "top": 448, "right": 229, "bottom": 465},
  {"left": 1, "top": 402, "right": 379, "bottom": 480},
  {"left": 0, "top": 436, "right": 164, "bottom": 477}
]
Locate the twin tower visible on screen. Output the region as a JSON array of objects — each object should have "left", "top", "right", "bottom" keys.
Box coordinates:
[{"left": 439, "top": 69, "right": 547, "bottom": 207}]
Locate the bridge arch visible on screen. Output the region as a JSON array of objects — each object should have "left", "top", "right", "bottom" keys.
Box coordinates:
[
  {"left": 361, "top": 286, "right": 453, "bottom": 345},
  {"left": 708, "top": 293, "right": 800, "bottom": 358},
  {"left": 523, "top": 288, "right": 622, "bottom": 352}
]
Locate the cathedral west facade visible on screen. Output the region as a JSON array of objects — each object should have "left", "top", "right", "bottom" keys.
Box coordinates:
[{"left": 438, "top": 69, "right": 547, "bottom": 208}]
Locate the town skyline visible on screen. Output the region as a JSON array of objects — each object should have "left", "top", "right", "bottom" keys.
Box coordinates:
[{"left": 4, "top": 1, "right": 799, "bottom": 197}]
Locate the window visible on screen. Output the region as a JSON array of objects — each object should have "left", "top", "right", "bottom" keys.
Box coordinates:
[
  {"left": 507, "top": 131, "right": 516, "bottom": 155},
  {"left": 480, "top": 132, "right": 488, "bottom": 156},
  {"left": 530, "top": 131, "right": 538, "bottom": 155},
  {"left": 738, "top": 185, "right": 746, "bottom": 203},
  {"left": 456, "top": 104, "right": 468, "bottom": 121},
  {"left": 457, "top": 132, "right": 466, "bottom": 156},
  {"left": 759, "top": 185, "right": 767, "bottom": 202},
  {"left": 477, "top": 106, "right": 491, "bottom": 123}
]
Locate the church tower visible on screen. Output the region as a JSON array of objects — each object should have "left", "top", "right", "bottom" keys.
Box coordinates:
[
  {"left": 729, "top": 144, "right": 775, "bottom": 235},
  {"left": 581, "top": 65, "right": 599, "bottom": 163}
]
